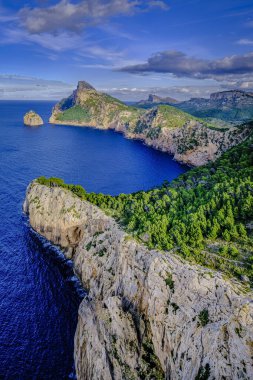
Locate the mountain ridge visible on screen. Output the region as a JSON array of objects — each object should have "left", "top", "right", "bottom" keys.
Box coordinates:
[
  {"left": 135, "top": 89, "right": 253, "bottom": 123},
  {"left": 137, "top": 93, "right": 179, "bottom": 106}
]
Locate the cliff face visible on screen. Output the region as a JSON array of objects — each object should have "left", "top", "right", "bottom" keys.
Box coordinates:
[
  {"left": 24, "top": 182, "right": 253, "bottom": 380},
  {"left": 49, "top": 82, "right": 252, "bottom": 167}
]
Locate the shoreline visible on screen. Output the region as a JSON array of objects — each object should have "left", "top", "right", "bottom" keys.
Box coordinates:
[
  {"left": 49, "top": 115, "right": 252, "bottom": 167},
  {"left": 49, "top": 119, "right": 194, "bottom": 168},
  {"left": 24, "top": 181, "right": 253, "bottom": 380}
]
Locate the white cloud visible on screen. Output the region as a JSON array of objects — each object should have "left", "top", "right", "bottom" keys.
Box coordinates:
[
  {"left": 99, "top": 84, "right": 224, "bottom": 101},
  {"left": 119, "top": 50, "right": 253, "bottom": 82},
  {"left": 18, "top": 0, "right": 169, "bottom": 34},
  {"left": 237, "top": 38, "right": 253, "bottom": 45},
  {"left": 0, "top": 27, "right": 83, "bottom": 52},
  {"left": 0, "top": 75, "right": 74, "bottom": 100}
]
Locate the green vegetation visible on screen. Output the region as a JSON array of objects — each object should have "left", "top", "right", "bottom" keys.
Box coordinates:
[
  {"left": 140, "top": 339, "right": 164, "bottom": 380},
  {"left": 171, "top": 302, "right": 179, "bottom": 313},
  {"left": 55, "top": 87, "right": 209, "bottom": 134},
  {"left": 56, "top": 105, "right": 91, "bottom": 122},
  {"left": 184, "top": 106, "right": 253, "bottom": 124},
  {"left": 156, "top": 105, "right": 201, "bottom": 128},
  {"left": 37, "top": 135, "right": 253, "bottom": 286},
  {"left": 195, "top": 364, "right": 211, "bottom": 380},
  {"left": 165, "top": 273, "right": 174, "bottom": 292},
  {"left": 198, "top": 309, "right": 209, "bottom": 327}
]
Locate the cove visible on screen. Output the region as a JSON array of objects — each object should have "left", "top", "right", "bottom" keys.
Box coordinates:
[{"left": 0, "top": 101, "right": 188, "bottom": 379}]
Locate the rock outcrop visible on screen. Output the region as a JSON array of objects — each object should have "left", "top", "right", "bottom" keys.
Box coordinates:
[
  {"left": 49, "top": 82, "right": 252, "bottom": 166},
  {"left": 24, "top": 110, "right": 43, "bottom": 126},
  {"left": 24, "top": 181, "right": 253, "bottom": 380}
]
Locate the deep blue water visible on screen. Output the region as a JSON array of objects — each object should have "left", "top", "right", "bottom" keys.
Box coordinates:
[{"left": 0, "top": 101, "right": 187, "bottom": 379}]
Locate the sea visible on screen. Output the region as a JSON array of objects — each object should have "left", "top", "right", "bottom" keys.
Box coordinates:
[{"left": 0, "top": 100, "right": 187, "bottom": 379}]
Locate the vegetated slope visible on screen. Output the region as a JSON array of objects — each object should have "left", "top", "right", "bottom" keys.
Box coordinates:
[
  {"left": 50, "top": 81, "right": 198, "bottom": 130},
  {"left": 24, "top": 179, "right": 253, "bottom": 380},
  {"left": 37, "top": 134, "right": 253, "bottom": 286},
  {"left": 50, "top": 81, "right": 252, "bottom": 166},
  {"left": 176, "top": 90, "right": 253, "bottom": 123},
  {"left": 135, "top": 90, "right": 253, "bottom": 124}
]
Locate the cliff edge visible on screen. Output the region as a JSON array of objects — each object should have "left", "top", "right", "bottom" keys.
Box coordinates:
[{"left": 23, "top": 181, "right": 253, "bottom": 380}]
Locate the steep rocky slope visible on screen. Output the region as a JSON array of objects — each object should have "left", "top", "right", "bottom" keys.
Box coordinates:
[
  {"left": 50, "top": 82, "right": 252, "bottom": 166},
  {"left": 24, "top": 181, "right": 253, "bottom": 380}
]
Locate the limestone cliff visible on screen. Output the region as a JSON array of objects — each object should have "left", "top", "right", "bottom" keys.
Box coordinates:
[
  {"left": 24, "top": 110, "right": 43, "bottom": 126},
  {"left": 49, "top": 82, "right": 252, "bottom": 166},
  {"left": 24, "top": 181, "right": 253, "bottom": 380}
]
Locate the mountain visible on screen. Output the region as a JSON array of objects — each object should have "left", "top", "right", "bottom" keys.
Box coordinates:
[
  {"left": 137, "top": 93, "right": 179, "bottom": 107},
  {"left": 50, "top": 81, "right": 252, "bottom": 166},
  {"left": 176, "top": 90, "right": 253, "bottom": 123}
]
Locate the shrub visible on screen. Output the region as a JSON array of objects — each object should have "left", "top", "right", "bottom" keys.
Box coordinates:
[{"left": 198, "top": 309, "right": 209, "bottom": 327}]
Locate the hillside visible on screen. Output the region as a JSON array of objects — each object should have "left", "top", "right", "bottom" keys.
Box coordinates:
[
  {"left": 50, "top": 81, "right": 252, "bottom": 166},
  {"left": 25, "top": 137, "right": 253, "bottom": 379},
  {"left": 176, "top": 90, "right": 253, "bottom": 123},
  {"left": 134, "top": 90, "right": 253, "bottom": 124},
  {"left": 37, "top": 135, "right": 253, "bottom": 285}
]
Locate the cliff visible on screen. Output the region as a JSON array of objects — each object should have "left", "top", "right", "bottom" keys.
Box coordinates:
[
  {"left": 24, "top": 110, "right": 43, "bottom": 126},
  {"left": 23, "top": 181, "right": 253, "bottom": 380},
  {"left": 49, "top": 81, "right": 252, "bottom": 166}
]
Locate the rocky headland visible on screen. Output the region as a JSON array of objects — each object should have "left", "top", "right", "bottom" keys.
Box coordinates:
[
  {"left": 23, "top": 180, "right": 253, "bottom": 380},
  {"left": 24, "top": 110, "right": 44, "bottom": 126},
  {"left": 49, "top": 81, "right": 252, "bottom": 166}
]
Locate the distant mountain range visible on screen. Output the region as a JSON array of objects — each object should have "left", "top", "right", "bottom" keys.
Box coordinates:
[
  {"left": 135, "top": 90, "right": 253, "bottom": 123},
  {"left": 137, "top": 93, "right": 179, "bottom": 106}
]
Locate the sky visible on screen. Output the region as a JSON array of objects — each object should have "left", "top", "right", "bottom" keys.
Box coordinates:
[{"left": 0, "top": 0, "right": 253, "bottom": 100}]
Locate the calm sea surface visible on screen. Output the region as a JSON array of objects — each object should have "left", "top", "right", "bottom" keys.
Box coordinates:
[{"left": 0, "top": 100, "right": 187, "bottom": 379}]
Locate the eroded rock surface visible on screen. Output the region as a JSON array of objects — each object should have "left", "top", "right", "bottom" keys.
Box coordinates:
[
  {"left": 24, "top": 182, "right": 253, "bottom": 380},
  {"left": 24, "top": 110, "right": 43, "bottom": 126}
]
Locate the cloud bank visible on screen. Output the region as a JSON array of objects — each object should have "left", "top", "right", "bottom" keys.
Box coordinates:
[
  {"left": 19, "top": 0, "right": 169, "bottom": 34},
  {"left": 0, "top": 75, "right": 74, "bottom": 100},
  {"left": 119, "top": 50, "right": 253, "bottom": 81}
]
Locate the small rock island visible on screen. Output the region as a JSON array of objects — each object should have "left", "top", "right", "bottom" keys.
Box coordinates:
[{"left": 24, "top": 110, "right": 44, "bottom": 126}]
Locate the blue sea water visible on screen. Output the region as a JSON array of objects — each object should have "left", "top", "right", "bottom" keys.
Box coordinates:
[{"left": 0, "top": 100, "right": 187, "bottom": 379}]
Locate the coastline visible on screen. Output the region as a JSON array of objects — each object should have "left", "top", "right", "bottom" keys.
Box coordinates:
[
  {"left": 24, "top": 181, "right": 253, "bottom": 380},
  {"left": 49, "top": 119, "right": 194, "bottom": 168},
  {"left": 49, "top": 118, "right": 251, "bottom": 167}
]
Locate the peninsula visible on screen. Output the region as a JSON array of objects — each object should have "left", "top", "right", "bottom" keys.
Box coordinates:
[
  {"left": 24, "top": 135, "right": 253, "bottom": 379},
  {"left": 49, "top": 81, "right": 252, "bottom": 166}
]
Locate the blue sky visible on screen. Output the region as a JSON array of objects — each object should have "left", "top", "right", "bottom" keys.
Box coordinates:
[{"left": 0, "top": 0, "right": 253, "bottom": 100}]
